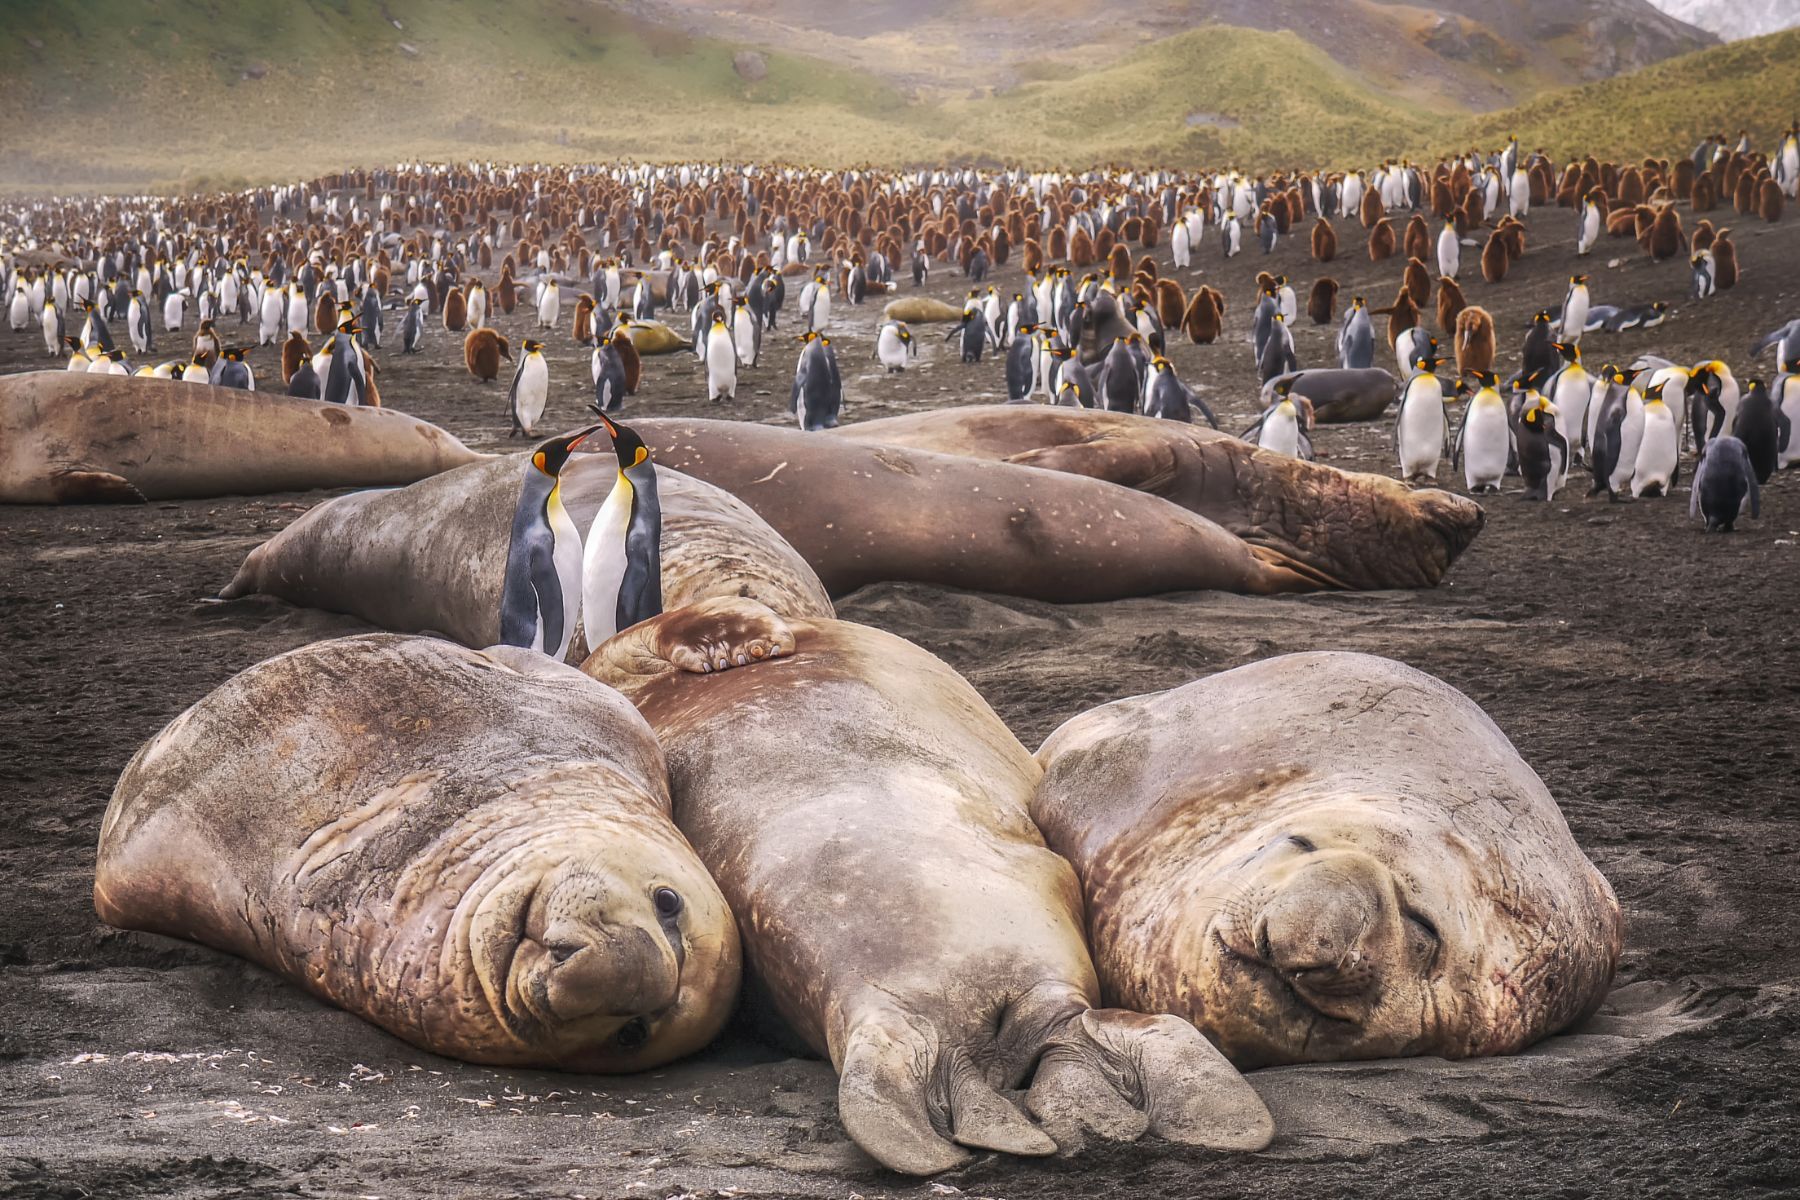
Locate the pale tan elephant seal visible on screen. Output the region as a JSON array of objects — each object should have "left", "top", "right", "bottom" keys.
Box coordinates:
[
  {"left": 1031, "top": 652, "right": 1623, "bottom": 1069},
  {"left": 94, "top": 634, "right": 742, "bottom": 1073},
  {"left": 219, "top": 454, "right": 832, "bottom": 651},
  {"left": 0, "top": 371, "right": 482, "bottom": 503},
  {"left": 586, "top": 600, "right": 1273, "bottom": 1175}
]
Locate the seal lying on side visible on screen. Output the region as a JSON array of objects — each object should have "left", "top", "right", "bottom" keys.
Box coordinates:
[
  {"left": 827, "top": 406, "right": 1482, "bottom": 590},
  {"left": 220, "top": 454, "right": 833, "bottom": 648},
  {"left": 95, "top": 634, "right": 742, "bottom": 1072},
  {"left": 587, "top": 601, "right": 1273, "bottom": 1175},
  {"left": 0, "top": 371, "right": 482, "bottom": 503},
  {"left": 632, "top": 418, "right": 1320, "bottom": 598},
  {"left": 1031, "top": 652, "right": 1623, "bottom": 1068},
  {"left": 1260, "top": 368, "right": 1400, "bottom": 423}
]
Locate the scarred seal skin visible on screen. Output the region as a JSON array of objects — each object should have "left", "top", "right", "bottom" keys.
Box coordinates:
[
  {"left": 0, "top": 371, "right": 483, "bottom": 503},
  {"left": 1031, "top": 651, "right": 1623, "bottom": 1069},
  {"left": 94, "top": 634, "right": 740, "bottom": 1073},
  {"left": 831, "top": 406, "right": 1483, "bottom": 590},
  {"left": 586, "top": 599, "right": 1273, "bottom": 1175}
]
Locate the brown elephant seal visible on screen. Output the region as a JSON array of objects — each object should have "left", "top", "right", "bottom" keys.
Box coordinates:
[
  {"left": 828, "top": 406, "right": 1482, "bottom": 589},
  {"left": 1260, "top": 368, "right": 1400, "bottom": 423},
  {"left": 95, "top": 634, "right": 742, "bottom": 1071},
  {"left": 632, "top": 417, "right": 1317, "bottom": 598},
  {"left": 587, "top": 601, "right": 1273, "bottom": 1175},
  {"left": 0, "top": 371, "right": 483, "bottom": 503},
  {"left": 220, "top": 453, "right": 832, "bottom": 651},
  {"left": 1031, "top": 652, "right": 1623, "bottom": 1069},
  {"left": 623, "top": 319, "right": 688, "bottom": 355},
  {"left": 882, "top": 296, "right": 966, "bottom": 323}
]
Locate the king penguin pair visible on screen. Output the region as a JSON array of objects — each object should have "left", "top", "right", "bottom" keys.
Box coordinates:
[{"left": 498, "top": 415, "right": 662, "bottom": 662}]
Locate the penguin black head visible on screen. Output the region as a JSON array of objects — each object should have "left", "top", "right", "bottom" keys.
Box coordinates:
[
  {"left": 530, "top": 424, "right": 604, "bottom": 478},
  {"left": 591, "top": 413, "right": 651, "bottom": 472},
  {"left": 1532, "top": 310, "right": 1551, "bottom": 325},
  {"left": 1570, "top": 274, "right": 1588, "bottom": 285},
  {"left": 1553, "top": 341, "right": 1580, "bottom": 362},
  {"left": 1275, "top": 377, "right": 1295, "bottom": 397}
]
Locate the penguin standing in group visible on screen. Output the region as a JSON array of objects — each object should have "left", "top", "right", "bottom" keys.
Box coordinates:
[
  {"left": 126, "top": 290, "right": 153, "bottom": 354},
  {"left": 214, "top": 346, "right": 255, "bottom": 390},
  {"left": 591, "top": 334, "right": 629, "bottom": 415},
  {"left": 1587, "top": 367, "right": 1641, "bottom": 500},
  {"left": 400, "top": 296, "right": 426, "bottom": 353},
  {"left": 1559, "top": 275, "right": 1590, "bottom": 344},
  {"left": 498, "top": 425, "right": 603, "bottom": 661},
  {"left": 1241, "top": 379, "right": 1312, "bottom": 460},
  {"left": 1004, "top": 324, "right": 1038, "bottom": 401},
  {"left": 1775, "top": 360, "right": 1800, "bottom": 469},
  {"left": 1394, "top": 354, "right": 1449, "bottom": 484},
  {"left": 319, "top": 327, "right": 369, "bottom": 406},
  {"left": 536, "top": 278, "right": 561, "bottom": 329},
  {"left": 41, "top": 298, "right": 63, "bottom": 357},
  {"left": 704, "top": 313, "right": 739, "bottom": 402},
  {"left": 1454, "top": 371, "right": 1511, "bottom": 493},
  {"left": 287, "top": 350, "right": 321, "bottom": 399},
  {"left": 1143, "top": 356, "right": 1216, "bottom": 426},
  {"left": 948, "top": 306, "right": 997, "bottom": 363},
  {"left": 1687, "top": 360, "right": 1741, "bottom": 451},
  {"left": 731, "top": 296, "right": 761, "bottom": 368},
  {"left": 1577, "top": 193, "right": 1602, "bottom": 257},
  {"left": 1632, "top": 382, "right": 1680, "bottom": 498},
  {"left": 1436, "top": 219, "right": 1460, "bottom": 280},
  {"left": 1732, "top": 379, "right": 1782, "bottom": 483},
  {"left": 875, "top": 320, "right": 917, "bottom": 373},
  {"left": 792, "top": 331, "right": 843, "bottom": 431},
  {"left": 1258, "top": 312, "right": 1297, "bottom": 384},
  {"left": 79, "top": 301, "right": 116, "bottom": 354},
  {"left": 1515, "top": 393, "right": 1569, "bottom": 501},
  {"left": 1521, "top": 310, "right": 1558, "bottom": 382},
  {"left": 1543, "top": 342, "right": 1594, "bottom": 462},
  {"left": 1690, "top": 436, "right": 1760, "bottom": 532},
  {"left": 579, "top": 414, "right": 663, "bottom": 654},
  {"left": 507, "top": 338, "right": 551, "bottom": 436},
  {"left": 1339, "top": 299, "right": 1373, "bottom": 370}
]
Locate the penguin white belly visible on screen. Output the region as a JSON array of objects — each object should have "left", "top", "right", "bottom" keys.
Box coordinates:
[
  {"left": 1172, "top": 224, "right": 1190, "bottom": 268},
  {"left": 162, "top": 294, "right": 184, "bottom": 331},
  {"left": 1632, "top": 406, "right": 1679, "bottom": 496},
  {"left": 1579, "top": 210, "right": 1600, "bottom": 254},
  {"left": 877, "top": 329, "right": 906, "bottom": 370},
  {"left": 1554, "top": 371, "right": 1593, "bottom": 460},
  {"left": 1779, "top": 380, "right": 1800, "bottom": 468},
  {"left": 1463, "top": 404, "right": 1510, "bottom": 491},
  {"left": 41, "top": 312, "right": 57, "bottom": 355},
  {"left": 1610, "top": 395, "right": 1646, "bottom": 493},
  {"left": 1437, "top": 233, "right": 1459, "bottom": 279},
  {"left": 705, "top": 330, "right": 737, "bottom": 400},
  {"left": 1397, "top": 391, "right": 1446, "bottom": 482},
  {"left": 287, "top": 294, "right": 308, "bottom": 334},
  {"left": 8, "top": 293, "right": 26, "bottom": 331},
  {"left": 468, "top": 292, "right": 487, "bottom": 329},
  {"left": 1395, "top": 329, "right": 1425, "bottom": 377},
  {"left": 810, "top": 291, "right": 831, "bottom": 332},
  {"left": 733, "top": 314, "right": 758, "bottom": 365},
  {"left": 1562, "top": 295, "right": 1589, "bottom": 343},
  {"left": 513, "top": 356, "right": 549, "bottom": 433},
  {"left": 1258, "top": 407, "right": 1300, "bottom": 458},
  {"left": 542, "top": 492, "right": 585, "bottom": 661},
  {"left": 66, "top": 353, "right": 89, "bottom": 372},
  {"left": 87, "top": 355, "right": 112, "bottom": 374},
  {"left": 537, "top": 290, "right": 560, "bottom": 328},
  {"left": 579, "top": 483, "right": 632, "bottom": 651},
  {"left": 181, "top": 364, "right": 209, "bottom": 383}
]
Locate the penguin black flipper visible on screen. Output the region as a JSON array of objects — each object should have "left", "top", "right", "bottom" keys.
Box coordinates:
[
  {"left": 1239, "top": 411, "right": 1270, "bottom": 444},
  {"left": 505, "top": 356, "right": 527, "bottom": 435},
  {"left": 1297, "top": 429, "right": 1315, "bottom": 462},
  {"left": 1188, "top": 383, "right": 1220, "bottom": 431}
]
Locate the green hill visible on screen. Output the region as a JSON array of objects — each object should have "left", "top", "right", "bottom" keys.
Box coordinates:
[{"left": 0, "top": 0, "right": 1795, "bottom": 190}]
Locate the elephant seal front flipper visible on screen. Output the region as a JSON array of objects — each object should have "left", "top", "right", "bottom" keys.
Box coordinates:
[{"left": 586, "top": 600, "right": 1272, "bottom": 1174}]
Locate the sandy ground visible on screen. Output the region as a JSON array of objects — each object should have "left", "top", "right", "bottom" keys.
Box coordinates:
[{"left": 3, "top": 192, "right": 1799, "bottom": 1198}]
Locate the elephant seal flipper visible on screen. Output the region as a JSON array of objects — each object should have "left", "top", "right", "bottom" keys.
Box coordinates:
[
  {"left": 586, "top": 600, "right": 1272, "bottom": 1174},
  {"left": 49, "top": 468, "right": 146, "bottom": 504}
]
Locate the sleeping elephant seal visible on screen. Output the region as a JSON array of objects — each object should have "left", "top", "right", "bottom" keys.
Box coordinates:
[
  {"left": 829, "top": 406, "right": 1482, "bottom": 590},
  {"left": 632, "top": 418, "right": 1317, "bottom": 599},
  {"left": 0, "top": 371, "right": 482, "bottom": 503},
  {"left": 220, "top": 453, "right": 833, "bottom": 651},
  {"left": 1260, "top": 368, "right": 1399, "bottom": 423},
  {"left": 1031, "top": 652, "right": 1622, "bottom": 1069},
  {"left": 587, "top": 601, "right": 1273, "bottom": 1175},
  {"left": 94, "top": 634, "right": 741, "bottom": 1072},
  {"left": 882, "top": 296, "right": 965, "bottom": 324}
]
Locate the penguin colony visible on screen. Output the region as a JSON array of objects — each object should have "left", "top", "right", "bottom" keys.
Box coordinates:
[{"left": 4, "top": 128, "right": 1798, "bottom": 531}]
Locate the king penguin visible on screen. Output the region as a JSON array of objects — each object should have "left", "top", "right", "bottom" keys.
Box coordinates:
[
  {"left": 507, "top": 338, "right": 551, "bottom": 436},
  {"left": 499, "top": 425, "right": 603, "bottom": 660},
  {"left": 579, "top": 414, "right": 664, "bottom": 653}
]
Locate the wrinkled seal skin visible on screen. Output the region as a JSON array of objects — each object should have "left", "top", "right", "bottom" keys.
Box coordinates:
[
  {"left": 632, "top": 418, "right": 1316, "bottom": 599},
  {"left": 1031, "top": 652, "right": 1622, "bottom": 1070},
  {"left": 220, "top": 455, "right": 832, "bottom": 651},
  {"left": 0, "top": 371, "right": 483, "bottom": 503},
  {"left": 832, "top": 406, "right": 1482, "bottom": 590},
  {"left": 587, "top": 601, "right": 1273, "bottom": 1175},
  {"left": 94, "top": 635, "right": 741, "bottom": 1073}
]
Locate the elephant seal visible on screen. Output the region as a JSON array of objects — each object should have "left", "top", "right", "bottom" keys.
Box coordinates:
[
  {"left": 882, "top": 296, "right": 965, "bottom": 323},
  {"left": 94, "top": 634, "right": 741, "bottom": 1072},
  {"left": 827, "top": 406, "right": 1482, "bottom": 590},
  {"left": 1030, "top": 652, "right": 1623, "bottom": 1069},
  {"left": 220, "top": 453, "right": 832, "bottom": 651},
  {"left": 1260, "top": 368, "right": 1400, "bottom": 423},
  {"left": 0, "top": 371, "right": 482, "bottom": 503},
  {"left": 632, "top": 417, "right": 1318, "bottom": 598},
  {"left": 587, "top": 601, "right": 1273, "bottom": 1175},
  {"left": 623, "top": 320, "right": 688, "bottom": 355}
]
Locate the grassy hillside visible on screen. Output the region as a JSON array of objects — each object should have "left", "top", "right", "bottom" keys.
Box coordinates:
[{"left": 0, "top": 1, "right": 1795, "bottom": 190}]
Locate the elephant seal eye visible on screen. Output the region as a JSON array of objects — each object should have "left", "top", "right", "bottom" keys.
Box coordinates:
[
  {"left": 653, "top": 887, "right": 682, "bottom": 918},
  {"left": 616, "top": 1017, "right": 649, "bottom": 1049}
]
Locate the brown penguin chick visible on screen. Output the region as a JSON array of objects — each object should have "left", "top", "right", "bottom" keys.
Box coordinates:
[
  {"left": 441, "top": 286, "right": 468, "bottom": 333},
  {"left": 610, "top": 324, "right": 642, "bottom": 394},
  {"left": 1022, "top": 238, "right": 1044, "bottom": 275},
  {"left": 1069, "top": 226, "right": 1096, "bottom": 267},
  {"left": 462, "top": 327, "right": 511, "bottom": 382},
  {"left": 1154, "top": 278, "right": 1187, "bottom": 328},
  {"left": 1107, "top": 242, "right": 1131, "bottom": 281},
  {"left": 1692, "top": 173, "right": 1717, "bottom": 212},
  {"left": 1691, "top": 219, "right": 1716, "bottom": 252},
  {"left": 1606, "top": 208, "right": 1640, "bottom": 237},
  {"left": 1672, "top": 158, "right": 1696, "bottom": 199},
  {"left": 495, "top": 269, "right": 517, "bottom": 314},
  {"left": 1181, "top": 286, "right": 1222, "bottom": 344},
  {"left": 1713, "top": 229, "right": 1740, "bottom": 288},
  {"left": 1307, "top": 277, "right": 1339, "bottom": 326},
  {"left": 1732, "top": 171, "right": 1756, "bottom": 214},
  {"left": 572, "top": 292, "right": 597, "bottom": 345},
  {"left": 1758, "top": 178, "right": 1785, "bottom": 223},
  {"left": 1048, "top": 225, "right": 1069, "bottom": 260},
  {"left": 280, "top": 330, "right": 310, "bottom": 385},
  {"left": 1436, "top": 276, "right": 1467, "bottom": 332},
  {"left": 1403, "top": 214, "right": 1431, "bottom": 262},
  {"left": 1403, "top": 257, "right": 1431, "bottom": 307},
  {"left": 312, "top": 291, "right": 338, "bottom": 336},
  {"left": 1311, "top": 217, "right": 1337, "bottom": 262},
  {"left": 1496, "top": 218, "right": 1526, "bottom": 260},
  {"left": 1373, "top": 288, "right": 1421, "bottom": 347},
  {"left": 1368, "top": 219, "right": 1397, "bottom": 261},
  {"left": 1453, "top": 306, "right": 1496, "bottom": 377},
  {"left": 1480, "top": 231, "right": 1509, "bottom": 283},
  {"left": 1358, "top": 186, "right": 1383, "bottom": 228},
  {"left": 1648, "top": 206, "right": 1685, "bottom": 261},
  {"left": 1135, "top": 255, "right": 1158, "bottom": 282},
  {"left": 1617, "top": 167, "right": 1645, "bottom": 206}
]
